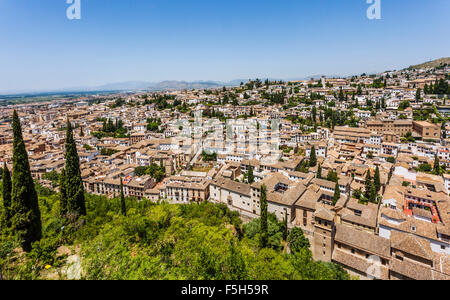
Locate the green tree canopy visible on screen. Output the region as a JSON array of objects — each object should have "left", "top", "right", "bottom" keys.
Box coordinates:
[
  {"left": 288, "top": 227, "right": 310, "bottom": 253},
  {"left": 2, "top": 163, "right": 12, "bottom": 226},
  {"left": 10, "top": 111, "right": 42, "bottom": 252},
  {"left": 309, "top": 146, "right": 317, "bottom": 167},
  {"left": 260, "top": 184, "right": 268, "bottom": 249},
  {"left": 120, "top": 177, "right": 126, "bottom": 216},
  {"left": 64, "top": 120, "right": 86, "bottom": 218}
]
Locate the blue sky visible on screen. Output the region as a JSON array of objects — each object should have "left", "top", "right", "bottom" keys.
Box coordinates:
[{"left": 0, "top": 0, "right": 449, "bottom": 93}]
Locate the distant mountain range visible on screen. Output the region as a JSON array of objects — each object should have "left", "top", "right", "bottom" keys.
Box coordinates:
[
  {"left": 92, "top": 80, "right": 231, "bottom": 91},
  {"left": 2, "top": 57, "right": 448, "bottom": 96},
  {"left": 74, "top": 76, "right": 343, "bottom": 93},
  {"left": 0, "top": 80, "right": 241, "bottom": 96}
]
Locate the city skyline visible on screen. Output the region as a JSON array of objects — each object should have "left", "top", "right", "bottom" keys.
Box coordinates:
[{"left": 0, "top": 0, "right": 449, "bottom": 93}]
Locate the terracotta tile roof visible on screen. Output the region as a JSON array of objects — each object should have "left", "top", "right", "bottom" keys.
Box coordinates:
[
  {"left": 390, "top": 231, "right": 433, "bottom": 260},
  {"left": 335, "top": 224, "right": 390, "bottom": 258}
]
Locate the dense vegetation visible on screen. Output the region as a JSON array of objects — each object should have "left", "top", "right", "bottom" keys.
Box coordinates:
[
  {"left": 91, "top": 118, "right": 129, "bottom": 139},
  {"left": 134, "top": 163, "right": 166, "bottom": 182},
  {"left": 0, "top": 190, "right": 350, "bottom": 280},
  {"left": 201, "top": 150, "right": 218, "bottom": 162}
]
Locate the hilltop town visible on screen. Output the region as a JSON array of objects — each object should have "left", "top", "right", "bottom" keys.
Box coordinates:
[{"left": 1, "top": 59, "right": 450, "bottom": 280}]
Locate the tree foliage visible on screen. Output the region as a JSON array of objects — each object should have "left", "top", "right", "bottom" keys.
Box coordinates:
[
  {"left": 288, "top": 227, "right": 310, "bottom": 253},
  {"left": 0, "top": 191, "right": 349, "bottom": 280},
  {"left": 120, "top": 178, "right": 126, "bottom": 216},
  {"left": 64, "top": 120, "right": 86, "bottom": 218},
  {"left": 309, "top": 146, "right": 317, "bottom": 167},
  {"left": 260, "top": 185, "right": 268, "bottom": 249},
  {"left": 10, "top": 111, "right": 42, "bottom": 252},
  {"left": 247, "top": 166, "right": 255, "bottom": 184},
  {"left": 2, "top": 163, "right": 12, "bottom": 227}
]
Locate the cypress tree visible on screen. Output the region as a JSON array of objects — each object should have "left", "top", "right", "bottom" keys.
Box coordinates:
[
  {"left": 260, "top": 184, "right": 268, "bottom": 249},
  {"left": 59, "top": 168, "right": 67, "bottom": 217},
  {"left": 369, "top": 182, "right": 377, "bottom": 204},
  {"left": 357, "top": 84, "right": 362, "bottom": 95},
  {"left": 364, "top": 171, "right": 372, "bottom": 199},
  {"left": 309, "top": 146, "right": 317, "bottom": 167},
  {"left": 434, "top": 155, "right": 441, "bottom": 175},
  {"left": 226, "top": 241, "right": 248, "bottom": 280},
  {"left": 333, "top": 181, "right": 340, "bottom": 205},
  {"left": 416, "top": 88, "right": 422, "bottom": 101},
  {"left": 317, "top": 164, "right": 322, "bottom": 179},
  {"left": 120, "top": 177, "right": 126, "bottom": 216},
  {"left": 10, "top": 110, "right": 42, "bottom": 252},
  {"left": 248, "top": 166, "right": 254, "bottom": 184},
  {"left": 338, "top": 88, "right": 345, "bottom": 102},
  {"left": 2, "top": 163, "right": 12, "bottom": 226},
  {"left": 64, "top": 119, "right": 86, "bottom": 218},
  {"left": 374, "top": 166, "right": 381, "bottom": 193},
  {"left": 312, "top": 106, "right": 317, "bottom": 123}
]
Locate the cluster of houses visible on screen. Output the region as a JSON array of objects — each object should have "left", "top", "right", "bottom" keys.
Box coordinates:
[{"left": 1, "top": 63, "right": 449, "bottom": 280}]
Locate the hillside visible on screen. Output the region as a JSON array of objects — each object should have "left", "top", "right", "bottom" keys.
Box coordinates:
[
  {"left": 408, "top": 57, "right": 450, "bottom": 70},
  {"left": 0, "top": 186, "right": 350, "bottom": 280}
]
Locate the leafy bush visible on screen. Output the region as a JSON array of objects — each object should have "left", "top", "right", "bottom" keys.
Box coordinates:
[
  {"left": 243, "top": 213, "right": 285, "bottom": 251},
  {"left": 1, "top": 193, "right": 350, "bottom": 280},
  {"left": 288, "top": 227, "right": 310, "bottom": 253}
]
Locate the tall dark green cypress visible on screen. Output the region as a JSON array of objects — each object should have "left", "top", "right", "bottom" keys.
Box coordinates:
[
  {"left": 333, "top": 181, "right": 341, "bottom": 205},
  {"left": 64, "top": 120, "right": 86, "bottom": 217},
  {"left": 248, "top": 166, "right": 254, "bottom": 184},
  {"left": 369, "top": 182, "right": 377, "bottom": 204},
  {"left": 2, "top": 162, "right": 12, "bottom": 226},
  {"left": 59, "top": 168, "right": 67, "bottom": 217},
  {"left": 260, "top": 184, "right": 268, "bottom": 249},
  {"left": 225, "top": 240, "right": 248, "bottom": 280},
  {"left": 120, "top": 177, "right": 126, "bottom": 216},
  {"left": 374, "top": 166, "right": 381, "bottom": 193},
  {"left": 283, "top": 209, "right": 288, "bottom": 241},
  {"left": 10, "top": 110, "right": 42, "bottom": 252},
  {"left": 364, "top": 171, "right": 372, "bottom": 199},
  {"left": 309, "top": 146, "right": 317, "bottom": 167},
  {"left": 434, "top": 155, "right": 441, "bottom": 175}
]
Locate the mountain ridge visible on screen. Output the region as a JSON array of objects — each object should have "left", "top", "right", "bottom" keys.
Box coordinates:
[
  {"left": 408, "top": 57, "right": 450, "bottom": 70},
  {"left": 2, "top": 57, "right": 448, "bottom": 96}
]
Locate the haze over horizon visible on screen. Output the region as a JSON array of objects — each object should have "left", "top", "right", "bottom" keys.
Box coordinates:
[{"left": 0, "top": 0, "right": 449, "bottom": 94}]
